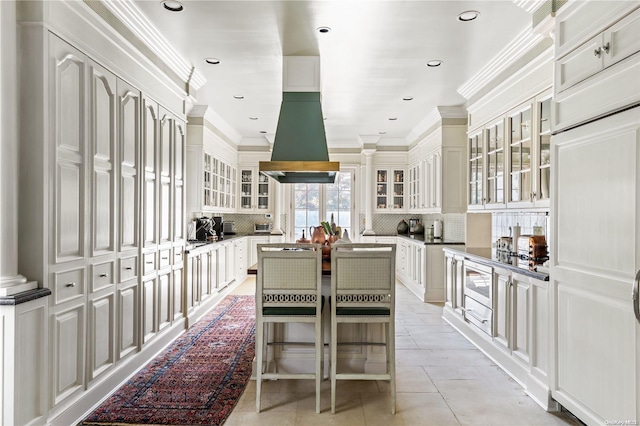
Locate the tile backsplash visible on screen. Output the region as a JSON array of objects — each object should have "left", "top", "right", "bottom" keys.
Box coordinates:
[
  {"left": 491, "top": 211, "right": 550, "bottom": 246},
  {"left": 359, "top": 212, "right": 466, "bottom": 242}
]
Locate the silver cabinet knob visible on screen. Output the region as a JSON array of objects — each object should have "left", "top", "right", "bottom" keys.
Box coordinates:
[
  {"left": 99, "top": 273, "right": 108, "bottom": 278},
  {"left": 65, "top": 282, "right": 76, "bottom": 288}
]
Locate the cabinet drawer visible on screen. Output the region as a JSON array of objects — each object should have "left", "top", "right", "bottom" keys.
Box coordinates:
[
  {"left": 91, "top": 261, "right": 114, "bottom": 293},
  {"left": 120, "top": 256, "right": 137, "bottom": 282},
  {"left": 54, "top": 268, "right": 84, "bottom": 304},
  {"left": 464, "top": 296, "right": 492, "bottom": 336},
  {"left": 143, "top": 253, "right": 156, "bottom": 276},
  {"left": 159, "top": 249, "right": 171, "bottom": 269}
]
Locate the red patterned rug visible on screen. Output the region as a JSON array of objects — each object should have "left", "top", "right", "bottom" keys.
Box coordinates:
[{"left": 82, "top": 295, "right": 255, "bottom": 425}]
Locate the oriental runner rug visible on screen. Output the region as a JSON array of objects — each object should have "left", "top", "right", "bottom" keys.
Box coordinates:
[{"left": 82, "top": 295, "right": 255, "bottom": 426}]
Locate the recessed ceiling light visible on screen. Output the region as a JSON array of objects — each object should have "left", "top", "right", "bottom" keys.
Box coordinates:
[
  {"left": 388, "top": 117, "right": 397, "bottom": 121},
  {"left": 259, "top": 130, "right": 267, "bottom": 134},
  {"left": 161, "top": 1, "right": 184, "bottom": 12},
  {"left": 457, "top": 10, "right": 480, "bottom": 22},
  {"left": 317, "top": 26, "right": 331, "bottom": 34},
  {"left": 426, "top": 60, "right": 443, "bottom": 68},
  {"left": 233, "top": 95, "right": 244, "bottom": 99},
  {"left": 379, "top": 131, "right": 387, "bottom": 135},
  {"left": 205, "top": 58, "right": 220, "bottom": 65},
  {"left": 402, "top": 97, "right": 414, "bottom": 101},
  {"left": 249, "top": 117, "right": 258, "bottom": 120}
]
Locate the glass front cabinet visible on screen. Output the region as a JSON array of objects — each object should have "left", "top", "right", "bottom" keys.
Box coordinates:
[
  {"left": 468, "top": 90, "right": 551, "bottom": 211},
  {"left": 375, "top": 168, "right": 405, "bottom": 211},
  {"left": 468, "top": 131, "right": 484, "bottom": 209},
  {"left": 201, "top": 153, "right": 235, "bottom": 211},
  {"left": 506, "top": 91, "right": 551, "bottom": 209},
  {"left": 239, "top": 167, "right": 271, "bottom": 212}
]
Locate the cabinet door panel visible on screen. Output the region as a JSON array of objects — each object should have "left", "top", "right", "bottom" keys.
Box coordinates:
[
  {"left": 52, "top": 305, "right": 84, "bottom": 404},
  {"left": 159, "top": 115, "right": 171, "bottom": 177},
  {"left": 142, "top": 278, "right": 156, "bottom": 343},
  {"left": 173, "top": 268, "right": 183, "bottom": 320},
  {"left": 160, "top": 181, "right": 171, "bottom": 243},
  {"left": 119, "top": 83, "right": 140, "bottom": 251},
  {"left": 158, "top": 273, "right": 171, "bottom": 331},
  {"left": 494, "top": 273, "right": 510, "bottom": 349},
  {"left": 57, "top": 164, "right": 83, "bottom": 260},
  {"left": 88, "top": 293, "right": 115, "bottom": 381},
  {"left": 90, "top": 61, "right": 116, "bottom": 256},
  {"left": 118, "top": 283, "right": 138, "bottom": 359},
  {"left": 604, "top": 8, "right": 640, "bottom": 67},
  {"left": 513, "top": 279, "right": 530, "bottom": 363},
  {"left": 52, "top": 35, "right": 86, "bottom": 262}
]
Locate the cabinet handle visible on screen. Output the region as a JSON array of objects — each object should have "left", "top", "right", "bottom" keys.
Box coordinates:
[
  {"left": 146, "top": 261, "right": 153, "bottom": 264},
  {"left": 633, "top": 269, "right": 640, "bottom": 324},
  {"left": 602, "top": 42, "right": 610, "bottom": 54},
  {"left": 65, "top": 282, "right": 76, "bottom": 288},
  {"left": 125, "top": 267, "right": 133, "bottom": 271},
  {"left": 462, "top": 308, "right": 489, "bottom": 323},
  {"left": 99, "top": 273, "right": 108, "bottom": 278},
  {"left": 594, "top": 46, "right": 602, "bottom": 57},
  {"left": 162, "top": 257, "right": 168, "bottom": 260}
]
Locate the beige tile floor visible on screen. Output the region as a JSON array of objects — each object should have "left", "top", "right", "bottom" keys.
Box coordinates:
[{"left": 226, "top": 277, "right": 582, "bottom": 426}]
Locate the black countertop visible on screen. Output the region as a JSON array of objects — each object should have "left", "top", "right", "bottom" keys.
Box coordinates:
[
  {"left": 442, "top": 246, "right": 550, "bottom": 281},
  {"left": 364, "top": 233, "right": 465, "bottom": 245}
]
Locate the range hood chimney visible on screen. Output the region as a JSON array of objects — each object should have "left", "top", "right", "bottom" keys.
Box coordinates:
[{"left": 259, "top": 56, "right": 339, "bottom": 184}]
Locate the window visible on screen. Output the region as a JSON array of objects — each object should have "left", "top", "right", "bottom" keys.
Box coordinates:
[{"left": 292, "top": 171, "right": 353, "bottom": 241}]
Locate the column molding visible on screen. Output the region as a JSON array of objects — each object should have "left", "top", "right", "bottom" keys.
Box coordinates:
[
  {"left": 0, "top": 0, "right": 37, "bottom": 296},
  {"left": 362, "top": 149, "right": 376, "bottom": 236}
]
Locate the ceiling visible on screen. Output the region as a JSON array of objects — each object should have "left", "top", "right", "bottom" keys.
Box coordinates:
[{"left": 134, "top": 1, "right": 534, "bottom": 148}]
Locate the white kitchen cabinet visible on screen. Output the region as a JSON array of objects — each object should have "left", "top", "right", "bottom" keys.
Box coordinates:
[
  {"left": 401, "top": 240, "right": 464, "bottom": 303},
  {"left": 485, "top": 119, "right": 506, "bottom": 208},
  {"left": 89, "top": 59, "right": 117, "bottom": 258},
  {"left": 141, "top": 276, "right": 157, "bottom": 344},
  {"left": 116, "top": 277, "right": 138, "bottom": 361},
  {"left": 554, "top": 5, "right": 640, "bottom": 132},
  {"left": 248, "top": 236, "right": 270, "bottom": 267},
  {"left": 157, "top": 271, "right": 172, "bottom": 332},
  {"left": 173, "top": 119, "right": 186, "bottom": 243},
  {"left": 407, "top": 162, "right": 422, "bottom": 210},
  {"left": 506, "top": 92, "right": 552, "bottom": 209},
  {"left": 239, "top": 167, "right": 271, "bottom": 212},
  {"left": 87, "top": 290, "right": 115, "bottom": 383},
  {"left": 234, "top": 238, "right": 247, "bottom": 283},
  {"left": 374, "top": 168, "right": 405, "bottom": 211},
  {"left": 444, "top": 250, "right": 465, "bottom": 315},
  {"left": 142, "top": 95, "right": 158, "bottom": 249},
  {"left": 555, "top": 6, "right": 640, "bottom": 94},
  {"left": 117, "top": 79, "right": 140, "bottom": 255},
  {"left": 442, "top": 249, "right": 554, "bottom": 410},
  {"left": 493, "top": 268, "right": 511, "bottom": 350},
  {"left": 551, "top": 107, "right": 640, "bottom": 423},
  {"left": 467, "top": 130, "right": 484, "bottom": 210},
  {"left": 186, "top": 149, "right": 237, "bottom": 214},
  {"left": 51, "top": 303, "right": 85, "bottom": 405},
  {"left": 424, "top": 151, "right": 440, "bottom": 211}
]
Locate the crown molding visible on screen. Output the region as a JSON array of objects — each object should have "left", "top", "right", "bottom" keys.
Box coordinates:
[
  {"left": 188, "top": 105, "right": 242, "bottom": 147},
  {"left": 457, "top": 26, "right": 544, "bottom": 100},
  {"left": 405, "top": 105, "right": 467, "bottom": 145},
  {"left": 100, "top": 0, "right": 207, "bottom": 92}
]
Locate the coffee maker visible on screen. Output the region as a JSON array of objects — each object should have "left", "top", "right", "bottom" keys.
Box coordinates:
[{"left": 409, "top": 218, "right": 419, "bottom": 233}]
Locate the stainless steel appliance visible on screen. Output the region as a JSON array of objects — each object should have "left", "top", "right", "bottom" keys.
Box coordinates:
[
  {"left": 408, "top": 218, "right": 419, "bottom": 233},
  {"left": 254, "top": 222, "right": 272, "bottom": 233},
  {"left": 462, "top": 260, "right": 493, "bottom": 335},
  {"left": 222, "top": 221, "right": 236, "bottom": 235}
]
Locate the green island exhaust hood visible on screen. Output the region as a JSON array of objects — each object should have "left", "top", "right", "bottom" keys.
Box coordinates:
[{"left": 259, "top": 57, "right": 339, "bottom": 184}]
